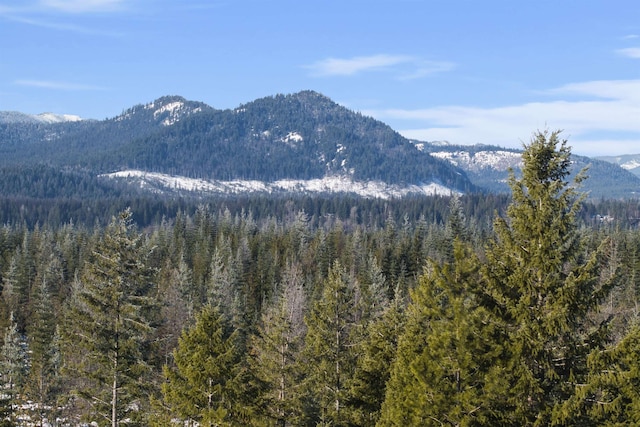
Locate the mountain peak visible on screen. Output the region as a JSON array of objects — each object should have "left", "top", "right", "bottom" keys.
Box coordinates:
[
  {"left": 0, "top": 111, "right": 83, "bottom": 124},
  {"left": 114, "top": 95, "right": 211, "bottom": 125},
  {"left": 36, "top": 112, "right": 84, "bottom": 124}
]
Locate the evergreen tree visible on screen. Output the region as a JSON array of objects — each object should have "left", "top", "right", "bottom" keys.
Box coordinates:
[
  {"left": 161, "top": 304, "right": 246, "bottom": 426},
  {"left": 155, "top": 256, "right": 192, "bottom": 363},
  {"left": 26, "top": 278, "right": 59, "bottom": 427},
  {"left": 555, "top": 324, "right": 640, "bottom": 425},
  {"left": 302, "top": 262, "right": 357, "bottom": 426},
  {"left": 481, "top": 130, "right": 613, "bottom": 425},
  {"left": 248, "top": 262, "right": 307, "bottom": 426},
  {"left": 0, "top": 313, "right": 25, "bottom": 427},
  {"left": 63, "top": 209, "right": 156, "bottom": 427},
  {"left": 378, "top": 242, "right": 505, "bottom": 426},
  {"left": 347, "top": 286, "right": 405, "bottom": 426},
  {"left": 2, "top": 240, "right": 33, "bottom": 331}
]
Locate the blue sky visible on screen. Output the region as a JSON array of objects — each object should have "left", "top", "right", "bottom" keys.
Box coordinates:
[{"left": 1, "top": 0, "right": 639, "bottom": 156}]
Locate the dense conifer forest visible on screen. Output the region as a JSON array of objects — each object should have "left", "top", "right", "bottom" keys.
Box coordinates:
[{"left": 1, "top": 131, "right": 640, "bottom": 425}]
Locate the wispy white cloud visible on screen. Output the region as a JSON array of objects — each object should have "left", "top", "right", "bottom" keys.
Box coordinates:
[
  {"left": 306, "top": 54, "right": 412, "bottom": 77},
  {"left": 2, "top": 13, "right": 123, "bottom": 35},
  {"left": 15, "top": 79, "right": 107, "bottom": 91},
  {"left": 622, "top": 34, "right": 639, "bottom": 40},
  {"left": 617, "top": 47, "right": 640, "bottom": 59},
  {"left": 305, "top": 54, "right": 454, "bottom": 79},
  {"left": 365, "top": 79, "right": 640, "bottom": 156},
  {"left": 0, "top": 0, "right": 128, "bottom": 34},
  {"left": 38, "top": 0, "right": 126, "bottom": 13},
  {"left": 0, "top": 0, "right": 128, "bottom": 14},
  {"left": 397, "top": 60, "right": 455, "bottom": 80}
]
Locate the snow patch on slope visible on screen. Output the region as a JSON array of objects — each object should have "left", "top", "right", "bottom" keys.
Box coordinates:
[
  {"left": 0, "top": 111, "right": 84, "bottom": 124},
  {"left": 153, "top": 101, "right": 184, "bottom": 117},
  {"left": 102, "top": 170, "right": 458, "bottom": 199},
  {"left": 620, "top": 160, "right": 640, "bottom": 170},
  {"left": 151, "top": 101, "right": 203, "bottom": 126},
  {"left": 36, "top": 113, "right": 83, "bottom": 123},
  {"left": 431, "top": 150, "right": 522, "bottom": 172},
  {"left": 282, "top": 132, "right": 303, "bottom": 143}
]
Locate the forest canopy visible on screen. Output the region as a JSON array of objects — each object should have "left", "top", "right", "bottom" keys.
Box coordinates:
[{"left": 0, "top": 131, "right": 639, "bottom": 425}]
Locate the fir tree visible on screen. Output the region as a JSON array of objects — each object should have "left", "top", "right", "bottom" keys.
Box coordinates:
[
  {"left": 0, "top": 313, "right": 25, "bottom": 427},
  {"left": 248, "top": 262, "right": 307, "bottom": 426},
  {"left": 555, "top": 324, "right": 640, "bottom": 425},
  {"left": 347, "top": 286, "right": 405, "bottom": 426},
  {"left": 482, "top": 130, "right": 613, "bottom": 425},
  {"left": 63, "top": 208, "right": 156, "bottom": 427},
  {"left": 378, "top": 242, "right": 505, "bottom": 426},
  {"left": 161, "top": 304, "right": 246, "bottom": 426},
  {"left": 302, "top": 262, "right": 357, "bottom": 426},
  {"left": 26, "top": 278, "right": 59, "bottom": 427}
]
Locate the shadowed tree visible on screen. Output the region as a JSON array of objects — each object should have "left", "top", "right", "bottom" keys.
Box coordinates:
[
  {"left": 64, "top": 209, "right": 156, "bottom": 427},
  {"left": 161, "top": 304, "right": 246, "bottom": 426},
  {"left": 302, "top": 262, "right": 357, "bottom": 426},
  {"left": 248, "top": 261, "right": 307, "bottom": 426}
]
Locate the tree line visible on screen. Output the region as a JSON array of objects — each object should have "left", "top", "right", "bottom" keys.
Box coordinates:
[{"left": 0, "top": 131, "right": 639, "bottom": 425}]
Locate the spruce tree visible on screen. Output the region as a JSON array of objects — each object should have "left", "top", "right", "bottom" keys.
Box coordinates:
[
  {"left": 161, "top": 304, "right": 245, "bottom": 426},
  {"left": 26, "top": 278, "right": 59, "bottom": 427},
  {"left": 348, "top": 286, "right": 405, "bottom": 426},
  {"left": 0, "top": 313, "right": 25, "bottom": 427},
  {"left": 247, "top": 262, "right": 307, "bottom": 426},
  {"left": 63, "top": 209, "right": 156, "bottom": 427},
  {"left": 378, "top": 241, "right": 505, "bottom": 426},
  {"left": 302, "top": 262, "right": 357, "bottom": 426},
  {"left": 555, "top": 324, "right": 640, "bottom": 425},
  {"left": 481, "top": 130, "right": 612, "bottom": 425}
]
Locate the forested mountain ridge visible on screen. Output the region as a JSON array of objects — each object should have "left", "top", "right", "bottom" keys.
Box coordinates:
[
  {"left": 0, "top": 111, "right": 84, "bottom": 124},
  {"left": 2, "top": 90, "right": 639, "bottom": 199},
  {"left": 597, "top": 153, "right": 640, "bottom": 177},
  {"left": 0, "top": 91, "right": 475, "bottom": 198},
  {"left": 416, "top": 141, "right": 640, "bottom": 198}
]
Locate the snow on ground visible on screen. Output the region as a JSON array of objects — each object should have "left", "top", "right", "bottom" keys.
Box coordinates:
[
  {"left": 282, "top": 132, "right": 304, "bottom": 143},
  {"left": 35, "top": 113, "right": 83, "bottom": 123},
  {"left": 102, "top": 170, "right": 459, "bottom": 199},
  {"left": 153, "top": 101, "right": 184, "bottom": 118},
  {"left": 621, "top": 160, "right": 640, "bottom": 170},
  {"left": 431, "top": 150, "right": 522, "bottom": 171}
]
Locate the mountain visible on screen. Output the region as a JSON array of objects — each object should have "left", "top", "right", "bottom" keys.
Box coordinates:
[
  {"left": 0, "top": 111, "right": 84, "bottom": 124},
  {"left": 415, "top": 142, "right": 640, "bottom": 199},
  {"left": 0, "top": 91, "right": 474, "bottom": 199},
  {"left": 596, "top": 154, "right": 640, "bottom": 178},
  {"left": 0, "top": 91, "right": 638, "bottom": 200}
]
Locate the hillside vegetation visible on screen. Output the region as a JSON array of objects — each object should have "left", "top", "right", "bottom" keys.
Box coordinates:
[{"left": 0, "top": 131, "right": 640, "bottom": 425}]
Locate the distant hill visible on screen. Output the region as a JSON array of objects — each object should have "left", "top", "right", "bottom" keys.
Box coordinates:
[
  {"left": 0, "top": 91, "right": 638, "bottom": 199},
  {"left": 0, "top": 92, "right": 475, "bottom": 199},
  {"left": 596, "top": 154, "right": 640, "bottom": 178},
  {"left": 415, "top": 142, "right": 640, "bottom": 199}
]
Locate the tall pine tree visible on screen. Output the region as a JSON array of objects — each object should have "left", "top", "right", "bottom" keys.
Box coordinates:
[
  {"left": 481, "top": 130, "right": 613, "bottom": 425},
  {"left": 247, "top": 261, "right": 307, "bottom": 426},
  {"left": 63, "top": 209, "right": 156, "bottom": 427},
  {"left": 378, "top": 241, "right": 505, "bottom": 426},
  {"left": 302, "top": 262, "right": 357, "bottom": 426},
  {"left": 161, "top": 304, "right": 246, "bottom": 426}
]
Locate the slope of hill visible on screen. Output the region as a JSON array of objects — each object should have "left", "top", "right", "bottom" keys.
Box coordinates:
[
  {"left": 416, "top": 142, "right": 640, "bottom": 199},
  {"left": 0, "top": 91, "right": 475, "bottom": 198},
  {"left": 596, "top": 154, "right": 640, "bottom": 178},
  {"left": 0, "top": 91, "right": 638, "bottom": 200},
  {"left": 0, "top": 111, "right": 84, "bottom": 124}
]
